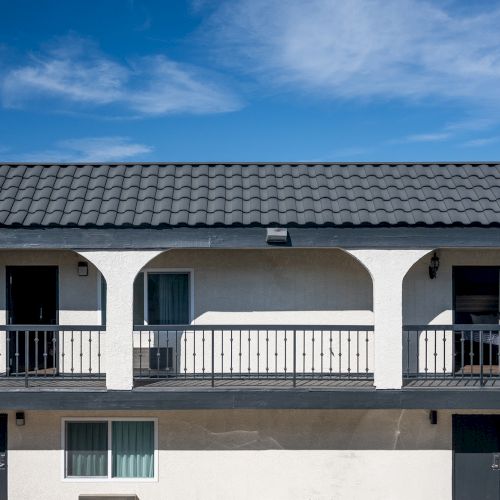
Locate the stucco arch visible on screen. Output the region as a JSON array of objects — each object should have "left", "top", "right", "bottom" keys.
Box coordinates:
[
  {"left": 0, "top": 248, "right": 109, "bottom": 326},
  {"left": 134, "top": 247, "right": 374, "bottom": 326},
  {"left": 402, "top": 249, "right": 445, "bottom": 326}
]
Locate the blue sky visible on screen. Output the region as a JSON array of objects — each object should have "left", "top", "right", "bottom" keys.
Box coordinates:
[{"left": 1, "top": 0, "right": 500, "bottom": 162}]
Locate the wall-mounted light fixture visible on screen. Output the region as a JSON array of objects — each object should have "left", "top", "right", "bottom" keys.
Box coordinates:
[
  {"left": 15, "top": 411, "right": 25, "bottom": 426},
  {"left": 77, "top": 261, "right": 89, "bottom": 277},
  {"left": 429, "top": 410, "right": 438, "bottom": 425},
  {"left": 428, "top": 252, "right": 440, "bottom": 280},
  {"left": 266, "top": 228, "right": 288, "bottom": 244}
]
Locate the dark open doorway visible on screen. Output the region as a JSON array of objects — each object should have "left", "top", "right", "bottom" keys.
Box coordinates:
[
  {"left": 6, "top": 266, "right": 58, "bottom": 375},
  {"left": 453, "top": 266, "right": 500, "bottom": 373}
]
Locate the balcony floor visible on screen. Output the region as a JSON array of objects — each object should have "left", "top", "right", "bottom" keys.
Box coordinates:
[
  {"left": 404, "top": 377, "right": 500, "bottom": 388},
  {"left": 0, "top": 378, "right": 106, "bottom": 390},
  {"left": 133, "top": 377, "right": 374, "bottom": 391}
]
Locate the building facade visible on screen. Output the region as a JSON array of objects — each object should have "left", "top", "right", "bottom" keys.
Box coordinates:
[{"left": 0, "top": 162, "right": 499, "bottom": 500}]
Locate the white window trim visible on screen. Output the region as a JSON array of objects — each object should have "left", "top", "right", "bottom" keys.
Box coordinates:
[
  {"left": 97, "top": 272, "right": 104, "bottom": 325},
  {"left": 61, "top": 417, "right": 158, "bottom": 483},
  {"left": 141, "top": 268, "right": 194, "bottom": 325}
]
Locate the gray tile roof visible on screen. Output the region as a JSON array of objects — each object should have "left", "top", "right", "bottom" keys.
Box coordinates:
[{"left": 0, "top": 163, "right": 499, "bottom": 227}]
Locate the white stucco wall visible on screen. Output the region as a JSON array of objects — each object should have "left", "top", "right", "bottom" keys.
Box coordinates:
[
  {"left": 145, "top": 248, "right": 374, "bottom": 324},
  {"left": 5, "top": 409, "right": 452, "bottom": 500},
  {"left": 347, "top": 249, "right": 432, "bottom": 388}
]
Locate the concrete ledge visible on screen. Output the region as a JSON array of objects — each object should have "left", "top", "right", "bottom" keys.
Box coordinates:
[
  {"left": 79, "top": 496, "right": 138, "bottom": 500},
  {"left": 3, "top": 226, "right": 500, "bottom": 250},
  {"left": 1, "top": 388, "right": 500, "bottom": 410}
]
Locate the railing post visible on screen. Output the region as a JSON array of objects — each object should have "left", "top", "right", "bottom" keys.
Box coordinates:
[
  {"left": 24, "top": 330, "right": 28, "bottom": 388},
  {"left": 211, "top": 329, "right": 215, "bottom": 388},
  {"left": 293, "top": 329, "right": 297, "bottom": 388},
  {"left": 480, "top": 330, "right": 484, "bottom": 387}
]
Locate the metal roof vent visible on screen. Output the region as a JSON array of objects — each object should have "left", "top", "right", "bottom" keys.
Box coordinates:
[{"left": 266, "top": 227, "right": 288, "bottom": 244}]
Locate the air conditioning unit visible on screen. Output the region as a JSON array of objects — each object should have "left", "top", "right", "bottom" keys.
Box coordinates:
[
  {"left": 149, "top": 347, "right": 174, "bottom": 371},
  {"left": 133, "top": 347, "right": 174, "bottom": 372}
]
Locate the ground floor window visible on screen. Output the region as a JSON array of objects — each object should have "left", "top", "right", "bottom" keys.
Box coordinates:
[{"left": 63, "top": 419, "right": 156, "bottom": 480}]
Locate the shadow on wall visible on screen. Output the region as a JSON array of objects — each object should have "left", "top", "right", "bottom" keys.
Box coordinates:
[
  {"left": 136, "top": 249, "right": 374, "bottom": 319},
  {"left": 9, "top": 410, "right": 450, "bottom": 451},
  {"left": 403, "top": 251, "right": 450, "bottom": 326}
]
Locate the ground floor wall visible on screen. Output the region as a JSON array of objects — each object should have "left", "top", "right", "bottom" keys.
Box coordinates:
[{"left": 2, "top": 408, "right": 455, "bottom": 500}]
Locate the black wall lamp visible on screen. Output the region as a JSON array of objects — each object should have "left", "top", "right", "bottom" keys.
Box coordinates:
[
  {"left": 428, "top": 252, "right": 440, "bottom": 280},
  {"left": 77, "top": 261, "right": 89, "bottom": 277},
  {"left": 16, "top": 411, "right": 25, "bottom": 426},
  {"left": 429, "top": 410, "right": 438, "bottom": 425}
]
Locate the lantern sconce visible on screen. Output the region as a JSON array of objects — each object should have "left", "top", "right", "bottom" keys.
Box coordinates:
[
  {"left": 77, "top": 261, "right": 89, "bottom": 277},
  {"left": 429, "top": 410, "right": 438, "bottom": 425},
  {"left": 16, "top": 411, "right": 25, "bottom": 426},
  {"left": 428, "top": 252, "right": 440, "bottom": 280}
]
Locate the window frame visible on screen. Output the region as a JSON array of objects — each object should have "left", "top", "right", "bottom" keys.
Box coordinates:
[
  {"left": 141, "top": 268, "right": 194, "bottom": 325},
  {"left": 61, "top": 417, "right": 158, "bottom": 482},
  {"left": 97, "top": 271, "right": 106, "bottom": 326}
]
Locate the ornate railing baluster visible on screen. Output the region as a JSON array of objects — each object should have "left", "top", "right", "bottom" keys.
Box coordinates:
[
  {"left": 131, "top": 325, "right": 374, "bottom": 386},
  {"left": 403, "top": 324, "right": 500, "bottom": 387}
]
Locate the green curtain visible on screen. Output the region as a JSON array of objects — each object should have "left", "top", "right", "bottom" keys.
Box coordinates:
[
  {"left": 112, "top": 421, "right": 154, "bottom": 478},
  {"left": 148, "top": 273, "right": 189, "bottom": 324},
  {"left": 66, "top": 422, "right": 107, "bottom": 477}
]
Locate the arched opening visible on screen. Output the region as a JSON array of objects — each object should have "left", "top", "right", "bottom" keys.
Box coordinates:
[
  {"left": 132, "top": 247, "right": 375, "bottom": 386},
  {"left": 0, "top": 249, "right": 105, "bottom": 384},
  {"left": 403, "top": 249, "right": 500, "bottom": 385}
]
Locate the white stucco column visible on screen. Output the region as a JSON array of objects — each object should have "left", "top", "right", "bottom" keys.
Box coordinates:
[
  {"left": 346, "top": 249, "right": 431, "bottom": 389},
  {"left": 77, "top": 250, "right": 162, "bottom": 390}
]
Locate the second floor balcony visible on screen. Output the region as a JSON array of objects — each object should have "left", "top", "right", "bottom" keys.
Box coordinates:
[{"left": 1, "top": 246, "right": 500, "bottom": 393}]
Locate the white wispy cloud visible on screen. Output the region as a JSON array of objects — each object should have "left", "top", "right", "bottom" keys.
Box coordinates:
[
  {"left": 461, "top": 137, "right": 500, "bottom": 148},
  {"left": 397, "top": 132, "right": 452, "bottom": 144},
  {"left": 206, "top": 0, "right": 500, "bottom": 105},
  {"left": 389, "top": 116, "right": 500, "bottom": 146},
  {"left": 2, "top": 35, "right": 241, "bottom": 116},
  {"left": 8, "top": 136, "right": 152, "bottom": 163}
]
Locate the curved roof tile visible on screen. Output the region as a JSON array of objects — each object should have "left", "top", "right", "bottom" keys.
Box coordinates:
[{"left": 0, "top": 163, "right": 498, "bottom": 227}]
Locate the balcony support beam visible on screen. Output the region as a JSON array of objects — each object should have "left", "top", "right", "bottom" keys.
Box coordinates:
[
  {"left": 347, "top": 249, "right": 432, "bottom": 389},
  {"left": 77, "top": 250, "right": 162, "bottom": 390}
]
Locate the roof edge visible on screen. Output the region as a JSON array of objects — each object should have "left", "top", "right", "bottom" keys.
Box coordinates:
[{"left": 1, "top": 161, "right": 500, "bottom": 167}]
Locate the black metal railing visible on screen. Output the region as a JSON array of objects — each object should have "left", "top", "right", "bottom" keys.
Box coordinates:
[
  {"left": 403, "top": 324, "right": 500, "bottom": 385},
  {"left": 133, "top": 325, "right": 374, "bottom": 386},
  {"left": 0, "top": 325, "right": 105, "bottom": 387}
]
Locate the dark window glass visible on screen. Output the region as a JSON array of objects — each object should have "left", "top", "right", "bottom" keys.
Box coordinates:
[
  {"left": 66, "top": 422, "right": 108, "bottom": 477},
  {"left": 147, "top": 273, "right": 189, "bottom": 324}
]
